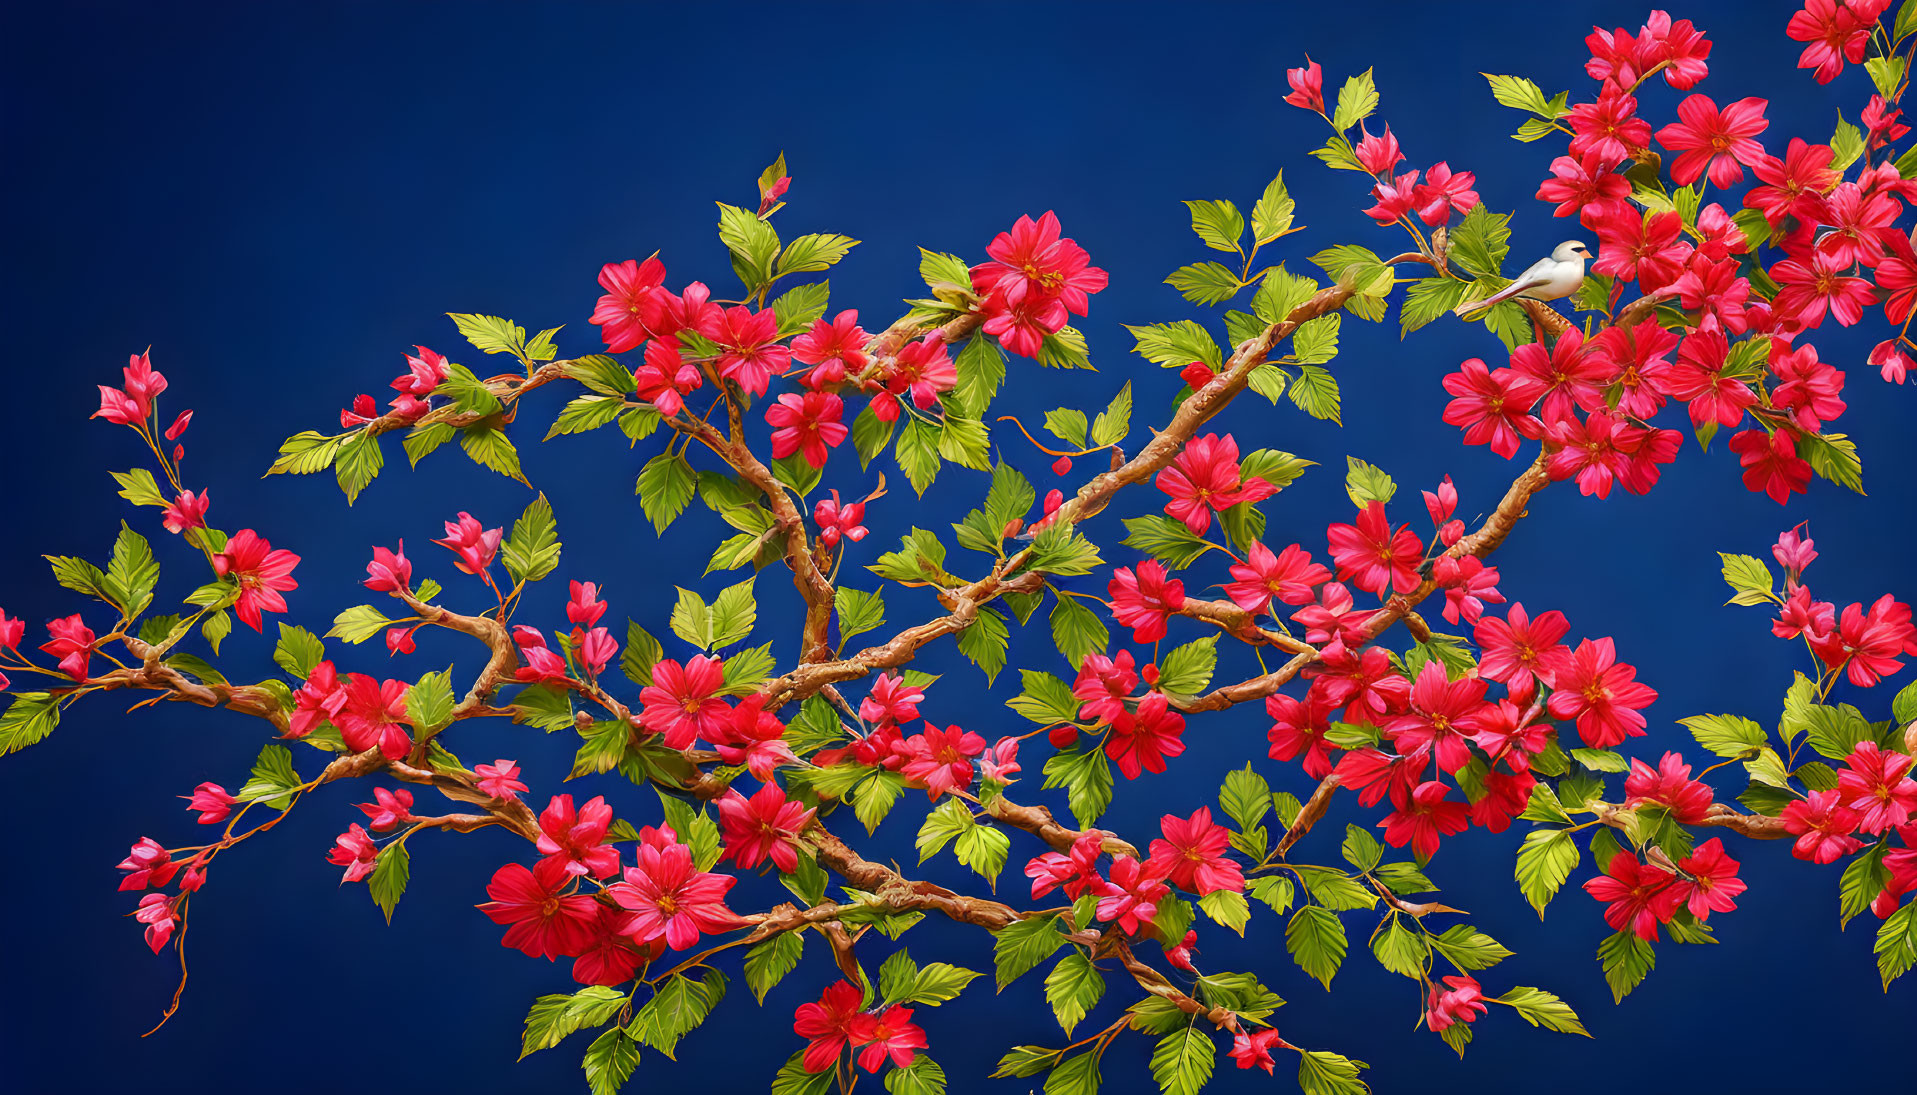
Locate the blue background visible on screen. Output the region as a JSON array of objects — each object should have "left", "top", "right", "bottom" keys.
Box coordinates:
[{"left": 1, "top": 1, "right": 1909, "bottom": 1091}]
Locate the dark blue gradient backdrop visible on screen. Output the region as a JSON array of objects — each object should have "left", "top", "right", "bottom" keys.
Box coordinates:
[{"left": 2, "top": 2, "right": 1910, "bottom": 1092}]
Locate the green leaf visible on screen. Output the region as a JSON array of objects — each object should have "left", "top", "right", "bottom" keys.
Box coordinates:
[
  {"left": 1718, "top": 553, "right": 1774, "bottom": 606},
  {"left": 1450, "top": 205, "right": 1513, "bottom": 279},
  {"left": 852, "top": 404, "right": 897, "bottom": 469},
  {"left": 1166, "top": 262, "right": 1242, "bottom": 305},
  {"left": 1429, "top": 925, "right": 1513, "bottom": 972},
  {"left": 521, "top": 986, "right": 627, "bottom": 1060},
  {"left": 1037, "top": 326, "right": 1094, "bottom": 370},
  {"left": 1370, "top": 919, "right": 1429, "bottom": 977},
  {"left": 1800, "top": 431, "right": 1864, "bottom": 494},
  {"left": 885, "top": 1056, "right": 947, "bottom": 1095},
  {"left": 1156, "top": 636, "right": 1217, "bottom": 696},
  {"left": 994, "top": 915, "right": 1065, "bottom": 990},
  {"left": 448, "top": 313, "right": 528, "bottom": 359},
  {"left": 1288, "top": 365, "right": 1341, "bottom": 424},
  {"left": 895, "top": 417, "right": 942, "bottom": 495},
  {"left": 112, "top": 467, "right": 169, "bottom": 507},
  {"left": 0, "top": 693, "right": 61, "bottom": 756},
  {"left": 368, "top": 841, "right": 410, "bottom": 922},
  {"left": 1251, "top": 170, "right": 1295, "bottom": 242},
  {"left": 1008, "top": 670, "right": 1081, "bottom": 725},
  {"left": 1597, "top": 929, "right": 1656, "bottom": 1003},
  {"left": 405, "top": 668, "right": 456, "bottom": 734},
  {"left": 744, "top": 932, "right": 805, "bottom": 1004},
  {"left": 1199, "top": 888, "right": 1251, "bottom": 935},
  {"left": 1045, "top": 1050, "right": 1103, "bottom": 1095},
  {"left": 1290, "top": 313, "right": 1340, "bottom": 364},
  {"left": 1286, "top": 905, "right": 1348, "bottom": 988},
  {"left": 1341, "top": 823, "right": 1383, "bottom": 872},
  {"left": 717, "top": 203, "right": 781, "bottom": 289},
  {"left": 620, "top": 621, "right": 663, "bottom": 687},
  {"left": 1343, "top": 456, "right": 1396, "bottom": 507},
  {"left": 201, "top": 607, "right": 233, "bottom": 655},
  {"left": 627, "top": 968, "right": 727, "bottom": 1059},
  {"left": 1875, "top": 899, "right": 1917, "bottom": 988},
  {"left": 1679, "top": 713, "right": 1768, "bottom": 758},
  {"left": 637, "top": 451, "right": 699, "bottom": 534},
  {"left": 1833, "top": 110, "right": 1866, "bottom": 172},
  {"left": 1045, "top": 950, "right": 1105, "bottom": 1035},
  {"left": 267, "top": 430, "right": 346, "bottom": 476},
  {"left": 460, "top": 425, "right": 524, "bottom": 481},
  {"left": 1218, "top": 764, "right": 1271, "bottom": 831},
  {"left": 834, "top": 586, "right": 886, "bottom": 647},
  {"left": 1042, "top": 745, "right": 1114, "bottom": 827},
  {"left": 955, "top": 821, "right": 1012, "bottom": 884},
  {"left": 1121, "top": 515, "right": 1214, "bottom": 569},
  {"left": 1495, "top": 986, "right": 1589, "bottom": 1036},
  {"left": 950, "top": 335, "right": 1005, "bottom": 419},
  {"left": 956, "top": 607, "right": 1010, "bottom": 683},
  {"left": 1091, "top": 382, "right": 1133, "bottom": 447},
  {"left": 779, "top": 233, "right": 859, "bottom": 274},
  {"left": 1150, "top": 1027, "right": 1215, "bottom": 1095},
  {"left": 1127, "top": 320, "right": 1221, "bottom": 369},
  {"left": 234, "top": 743, "right": 301, "bottom": 808},
  {"left": 1515, "top": 829, "right": 1579, "bottom": 915},
  {"left": 271, "top": 624, "right": 325, "bottom": 681},
  {"left": 104, "top": 523, "right": 160, "bottom": 619},
  {"left": 566, "top": 354, "right": 639, "bottom": 396},
  {"left": 1049, "top": 594, "right": 1110, "bottom": 670},
  {"left": 1840, "top": 842, "right": 1891, "bottom": 927},
  {"left": 1297, "top": 1050, "right": 1370, "bottom": 1095},
  {"left": 770, "top": 280, "right": 832, "bottom": 338},
  {"left": 334, "top": 431, "right": 384, "bottom": 503},
  {"left": 1483, "top": 73, "right": 1561, "bottom": 116},
  {"left": 503, "top": 494, "right": 562, "bottom": 585},
  {"left": 582, "top": 1028, "right": 642, "bottom": 1095},
  {"left": 511, "top": 682, "right": 576, "bottom": 732},
  {"left": 900, "top": 961, "right": 982, "bottom": 1006},
  {"left": 1399, "top": 277, "right": 1469, "bottom": 335},
  {"left": 1331, "top": 68, "right": 1379, "bottom": 131},
  {"left": 546, "top": 394, "right": 627, "bottom": 440},
  {"left": 1184, "top": 199, "right": 1244, "bottom": 254}
]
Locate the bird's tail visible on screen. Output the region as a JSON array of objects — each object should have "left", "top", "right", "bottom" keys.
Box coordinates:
[{"left": 1453, "top": 283, "right": 1523, "bottom": 317}]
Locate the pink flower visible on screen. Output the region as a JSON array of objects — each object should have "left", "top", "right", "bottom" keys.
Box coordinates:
[
  {"left": 289, "top": 661, "right": 347, "bottom": 738},
  {"left": 180, "top": 782, "right": 235, "bottom": 825},
  {"left": 386, "top": 624, "right": 419, "bottom": 654},
  {"left": 572, "top": 906, "right": 658, "bottom": 987},
  {"left": 1155, "top": 433, "right": 1275, "bottom": 536},
  {"left": 93, "top": 351, "right": 168, "bottom": 425},
  {"left": 1074, "top": 651, "right": 1140, "bottom": 726},
  {"left": 1510, "top": 326, "right": 1612, "bottom": 424},
  {"left": 474, "top": 759, "right": 528, "bottom": 800},
  {"left": 0, "top": 609, "right": 22, "bottom": 653},
  {"left": 1441, "top": 357, "right": 1543, "bottom": 459},
  {"left": 814, "top": 491, "right": 869, "bottom": 547},
  {"left": 1772, "top": 522, "right": 1818, "bottom": 577},
  {"left": 1675, "top": 838, "right": 1746, "bottom": 921},
  {"left": 40, "top": 614, "right": 96, "bottom": 681},
  {"left": 633, "top": 339, "right": 703, "bottom": 417},
  {"left": 1326, "top": 501, "right": 1424, "bottom": 597},
  {"left": 1813, "top": 595, "right": 1917, "bottom": 687},
  {"left": 1027, "top": 834, "right": 1107, "bottom": 901},
  {"left": 711, "top": 695, "right": 798, "bottom": 781},
  {"left": 536, "top": 794, "right": 620, "bottom": 879},
  {"left": 1567, "top": 86, "right": 1651, "bottom": 165},
  {"left": 791, "top": 310, "right": 870, "bottom": 386},
  {"left": 1425, "top": 974, "right": 1487, "bottom": 1032},
  {"left": 884, "top": 334, "right": 958, "bottom": 410},
  {"left": 1267, "top": 691, "right": 1338, "bottom": 778},
  {"left": 1771, "top": 250, "right": 1876, "bottom": 328},
  {"left": 393, "top": 345, "right": 449, "bottom": 396},
  {"left": 638, "top": 655, "right": 732, "bottom": 748},
  {"left": 1386, "top": 663, "right": 1492, "bottom": 775},
  {"left": 1656, "top": 94, "right": 1769, "bottom": 188},
  {"left": 567, "top": 581, "right": 608, "bottom": 628},
  {"left": 1788, "top": 0, "right": 1871, "bottom": 84},
  {"left": 590, "top": 257, "right": 668, "bottom": 352},
  {"left": 1537, "top": 150, "right": 1631, "bottom": 217},
  {"left": 356, "top": 786, "right": 415, "bottom": 832},
  {"left": 898, "top": 724, "right": 986, "bottom": 799},
  {"left": 480, "top": 857, "right": 599, "bottom": 959},
  {"left": 1354, "top": 125, "right": 1406, "bottom": 176},
  {"left": 859, "top": 672, "right": 925, "bottom": 725},
  {"left": 1095, "top": 856, "right": 1171, "bottom": 934},
  {"left": 699, "top": 305, "right": 790, "bottom": 397},
  {"left": 1547, "top": 637, "right": 1656, "bottom": 748},
  {"left": 1837, "top": 741, "right": 1917, "bottom": 833},
  {"left": 1106, "top": 691, "right": 1187, "bottom": 780},
  {"left": 162, "top": 489, "right": 210, "bottom": 534},
  {"left": 607, "top": 836, "right": 741, "bottom": 950},
  {"left": 1229, "top": 1028, "right": 1287, "bottom": 1073},
  {"left": 433, "top": 512, "right": 503, "bottom": 575},
  {"left": 334, "top": 673, "right": 413, "bottom": 760},
  {"left": 970, "top": 211, "right": 1108, "bottom": 319},
  {"left": 1108, "top": 560, "right": 1185, "bottom": 644},
  {"left": 117, "top": 837, "right": 179, "bottom": 891},
  {"left": 1378, "top": 780, "right": 1471, "bottom": 860},
  {"left": 1410, "top": 162, "right": 1479, "bottom": 226},
  {"left": 766, "top": 391, "right": 848, "bottom": 468},
  {"left": 793, "top": 981, "right": 866, "bottom": 1073},
  {"left": 1781, "top": 789, "right": 1863, "bottom": 864},
  {"left": 1284, "top": 57, "right": 1324, "bottom": 113},
  {"left": 326, "top": 823, "right": 380, "bottom": 883},
  {"left": 362, "top": 542, "right": 412, "bottom": 594},
  {"left": 1745, "top": 138, "right": 1838, "bottom": 227},
  {"left": 1587, "top": 206, "right": 1691, "bottom": 293},
  {"left": 135, "top": 892, "right": 178, "bottom": 953},
  {"left": 1624, "top": 752, "right": 1714, "bottom": 824},
  {"left": 717, "top": 784, "right": 816, "bottom": 873},
  {"left": 577, "top": 627, "right": 617, "bottom": 678},
  {"left": 980, "top": 736, "right": 1022, "bottom": 783},
  {"left": 1224, "top": 542, "right": 1330, "bottom": 614},
  {"left": 214, "top": 529, "right": 300, "bottom": 632},
  {"left": 514, "top": 627, "right": 571, "bottom": 683},
  {"left": 1727, "top": 428, "right": 1812, "bottom": 505},
  {"left": 1147, "top": 807, "right": 1243, "bottom": 895}
]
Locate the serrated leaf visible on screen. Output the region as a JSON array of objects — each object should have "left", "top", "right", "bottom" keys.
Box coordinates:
[
  {"left": 1286, "top": 905, "right": 1348, "bottom": 988},
  {"left": 1150, "top": 1027, "right": 1215, "bottom": 1095},
  {"left": 1515, "top": 829, "right": 1579, "bottom": 915},
  {"left": 368, "top": 841, "right": 410, "bottom": 922},
  {"left": 637, "top": 452, "right": 698, "bottom": 534},
  {"left": 994, "top": 915, "right": 1066, "bottom": 990}
]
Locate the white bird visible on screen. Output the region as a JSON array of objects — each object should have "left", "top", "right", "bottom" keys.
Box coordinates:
[{"left": 1454, "top": 240, "right": 1590, "bottom": 316}]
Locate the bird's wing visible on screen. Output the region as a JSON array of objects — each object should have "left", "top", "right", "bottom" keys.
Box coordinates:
[{"left": 1454, "top": 264, "right": 1556, "bottom": 315}]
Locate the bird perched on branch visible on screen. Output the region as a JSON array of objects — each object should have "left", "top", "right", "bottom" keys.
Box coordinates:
[{"left": 1454, "top": 239, "right": 1590, "bottom": 316}]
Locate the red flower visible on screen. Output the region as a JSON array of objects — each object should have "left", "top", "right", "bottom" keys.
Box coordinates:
[
  {"left": 1772, "top": 250, "right": 1877, "bottom": 329},
  {"left": 40, "top": 614, "right": 96, "bottom": 681},
  {"left": 1545, "top": 411, "right": 1650, "bottom": 500},
  {"left": 638, "top": 655, "right": 732, "bottom": 748},
  {"left": 1411, "top": 162, "right": 1479, "bottom": 226},
  {"left": 1546, "top": 637, "right": 1656, "bottom": 748},
  {"left": 1674, "top": 838, "right": 1746, "bottom": 921},
  {"left": 536, "top": 794, "right": 620, "bottom": 879},
  {"left": 814, "top": 490, "right": 869, "bottom": 547},
  {"left": 883, "top": 333, "right": 958, "bottom": 411},
  {"left": 1567, "top": 86, "right": 1652, "bottom": 165},
  {"left": 335, "top": 673, "right": 413, "bottom": 760},
  {"left": 633, "top": 339, "right": 703, "bottom": 417},
  {"left": 1441, "top": 357, "right": 1543, "bottom": 459},
  {"left": 162, "top": 489, "right": 210, "bottom": 534},
  {"left": 700, "top": 304, "right": 791, "bottom": 398},
  {"left": 793, "top": 980, "right": 866, "bottom": 1073},
  {"left": 434, "top": 511, "right": 503, "bottom": 576},
  {"left": 1636, "top": 11, "right": 1713, "bottom": 89},
  {"left": 1027, "top": 834, "right": 1107, "bottom": 901},
  {"left": 1074, "top": 651, "right": 1140, "bottom": 726},
  {"left": 1871, "top": 338, "right": 1913, "bottom": 383},
  {"left": 1224, "top": 541, "right": 1329, "bottom": 614},
  {"left": 1364, "top": 169, "right": 1421, "bottom": 225},
  {"left": 718, "top": 784, "right": 816, "bottom": 873},
  {"left": 117, "top": 837, "right": 179, "bottom": 891},
  {"left": 791, "top": 309, "right": 871, "bottom": 386},
  {"left": 386, "top": 624, "right": 416, "bottom": 657},
  {"left": 1108, "top": 560, "right": 1186, "bottom": 644},
  {"left": 1588, "top": 207, "right": 1691, "bottom": 293},
  {"left": 766, "top": 391, "right": 848, "bottom": 469},
  {"left": 213, "top": 529, "right": 300, "bottom": 632},
  {"left": 355, "top": 786, "right": 414, "bottom": 832},
  {"left": 1537, "top": 150, "right": 1631, "bottom": 218},
  {"left": 1769, "top": 342, "right": 1847, "bottom": 433},
  {"left": 1157, "top": 433, "right": 1275, "bottom": 536},
  {"left": 393, "top": 345, "right": 448, "bottom": 397},
  {"left": 1095, "top": 855, "right": 1171, "bottom": 934},
  {"left": 1, "top": 610, "right": 25, "bottom": 653},
  {"left": 289, "top": 660, "right": 346, "bottom": 738},
  {"left": 94, "top": 351, "right": 168, "bottom": 426},
  {"left": 1745, "top": 138, "right": 1838, "bottom": 227},
  {"left": 1229, "top": 1028, "right": 1288, "bottom": 1073},
  {"left": 565, "top": 581, "right": 608, "bottom": 630},
  {"left": 1670, "top": 256, "right": 1752, "bottom": 335},
  {"left": 474, "top": 759, "right": 528, "bottom": 801},
  {"left": 1326, "top": 501, "right": 1423, "bottom": 597},
  {"left": 1655, "top": 94, "right": 1769, "bottom": 188},
  {"left": 571, "top": 905, "right": 657, "bottom": 987},
  {"left": 1378, "top": 780, "right": 1471, "bottom": 860},
  {"left": 1815, "top": 595, "right": 1917, "bottom": 687},
  {"left": 1781, "top": 789, "right": 1863, "bottom": 864},
  {"left": 1863, "top": 95, "right": 1911, "bottom": 149},
  {"left": 1147, "top": 807, "right": 1243, "bottom": 895},
  {"left": 1727, "top": 428, "right": 1812, "bottom": 505},
  {"left": 1290, "top": 582, "right": 1376, "bottom": 647},
  {"left": 1267, "top": 690, "right": 1338, "bottom": 778},
  {"left": 590, "top": 256, "right": 668, "bottom": 352},
  {"left": 1284, "top": 57, "right": 1324, "bottom": 113},
  {"left": 1837, "top": 742, "right": 1917, "bottom": 835},
  {"left": 859, "top": 672, "right": 925, "bottom": 725},
  {"left": 1788, "top": 0, "right": 1871, "bottom": 84},
  {"left": 1106, "top": 692, "right": 1186, "bottom": 780},
  {"left": 970, "top": 211, "right": 1108, "bottom": 319},
  {"left": 898, "top": 723, "right": 986, "bottom": 798},
  {"left": 327, "top": 823, "right": 379, "bottom": 883},
  {"left": 1510, "top": 327, "right": 1612, "bottom": 425},
  {"left": 135, "top": 892, "right": 178, "bottom": 953},
  {"left": 712, "top": 695, "right": 798, "bottom": 780},
  {"left": 1354, "top": 124, "right": 1406, "bottom": 176},
  {"left": 1435, "top": 555, "right": 1503, "bottom": 626},
  {"left": 1665, "top": 321, "right": 1755, "bottom": 430},
  {"left": 182, "top": 782, "right": 235, "bottom": 825},
  {"left": 1425, "top": 974, "right": 1487, "bottom": 1032},
  {"left": 1386, "top": 662, "right": 1492, "bottom": 775},
  {"left": 848, "top": 1006, "right": 928, "bottom": 1073},
  {"left": 1583, "top": 851, "right": 1682, "bottom": 940},
  {"left": 1624, "top": 751, "right": 1714, "bottom": 824},
  {"left": 607, "top": 837, "right": 740, "bottom": 950},
  {"left": 1775, "top": 585, "right": 1837, "bottom": 642},
  {"left": 480, "top": 857, "right": 599, "bottom": 959}
]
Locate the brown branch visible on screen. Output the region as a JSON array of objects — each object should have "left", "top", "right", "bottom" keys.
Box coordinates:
[
  {"left": 1275, "top": 773, "right": 1342, "bottom": 859},
  {"left": 1174, "top": 597, "right": 1318, "bottom": 655}
]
